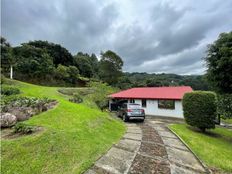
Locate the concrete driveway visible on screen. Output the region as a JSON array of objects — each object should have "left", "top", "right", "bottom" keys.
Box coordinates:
[{"left": 85, "top": 118, "right": 208, "bottom": 174}]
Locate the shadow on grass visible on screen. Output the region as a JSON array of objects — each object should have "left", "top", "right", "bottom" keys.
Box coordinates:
[{"left": 186, "top": 125, "right": 232, "bottom": 143}]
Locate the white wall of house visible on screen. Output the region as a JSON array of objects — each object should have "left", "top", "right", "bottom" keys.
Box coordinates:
[{"left": 134, "top": 99, "right": 183, "bottom": 118}]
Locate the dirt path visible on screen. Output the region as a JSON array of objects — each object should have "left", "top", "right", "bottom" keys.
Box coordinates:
[{"left": 85, "top": 119, "right": 207, "bottom": 174}]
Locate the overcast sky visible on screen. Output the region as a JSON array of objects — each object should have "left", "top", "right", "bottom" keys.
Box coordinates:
[{"left": 1, "top": 0, "right": 232, "bottom": 75}]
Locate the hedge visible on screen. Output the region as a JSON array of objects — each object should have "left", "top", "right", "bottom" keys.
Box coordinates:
[{"left": 183, "top": 91, "right": 217, "bottom": 132}]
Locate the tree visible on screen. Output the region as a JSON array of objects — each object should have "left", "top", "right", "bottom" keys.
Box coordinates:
[
  {"left": 55, "top": 64, "right": 69, "bottom": 80},
  {"left": 26, "top": 40, "right": 73, "bottom": 66},
  {"left": 99, "top": 50, "right": 123, "bottom": 85},
  {"left": 204, "top": 32, "right": 232, "bottom": 119},
  {"left": 66, "top": 66, "right": 79, "bottom": 84},
  {"left": 73, "top": 52, "right": 94, "bottom": 78},
  {"left": 88, "top": 81, "right": 118, "bottom": 111},
  {"left": 55, "top": 64, "right": 79, "bottom": 84},
  {"left": 90, "top": 53, "right": 99, "bottom": 77},
  {"left": 204, "top": 31, "right": 232, "bottom": 94},
  {"left": 217, "top": 94, "right": 232, "bottom": 119},
  {"left": 1, "top": 37, "right": 15, "bottom": 79},
  {"left": 13, "top": 45, "right": 55, "bottom": 79}
]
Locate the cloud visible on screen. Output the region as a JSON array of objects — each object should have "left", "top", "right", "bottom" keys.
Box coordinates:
[{"left": 2, "top": 0, "right": 232, "bottom": 74}]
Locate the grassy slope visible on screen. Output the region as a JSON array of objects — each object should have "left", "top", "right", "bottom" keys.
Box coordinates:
[
  {"left": 169, "top": 124, "right": 232, "bottom": 172},
  {"left": 1, "top": 81, "right": 126, "bottom": 174}
]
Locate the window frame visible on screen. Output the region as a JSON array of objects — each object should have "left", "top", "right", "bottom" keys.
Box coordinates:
[{"left": 158, "top": 100, "right": 175, "bottom": 110}]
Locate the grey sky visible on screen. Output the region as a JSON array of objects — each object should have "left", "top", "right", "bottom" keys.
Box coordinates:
[{"left": 1, "top": 0, "right": 232, "bottom": 75}]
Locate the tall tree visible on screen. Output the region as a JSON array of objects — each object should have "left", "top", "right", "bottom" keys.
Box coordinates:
[
  {"left": 26, "top": 40, "right": 73, "bottom": 66},
  {"left": 99, "top": 50, "right": 123, "bottom": 85},
  {"left": 204, "top": 31, "right": 232, "bottom": 94},
  {"left": 13, "top": 45, "right": 55, "bottom": 79},
  {"left": 73, "top": 52, "right": 94, "bottom": 78},
  {"left": 204, "top": 31, "right": 232, "bottom": 119},
  {"left": 1, "top": 37, "right": 15, "bottom": 79}
]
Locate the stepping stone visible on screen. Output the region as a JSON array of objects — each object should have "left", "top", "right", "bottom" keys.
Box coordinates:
[
  {"left": 150, "top": 120, "right": 165, "bottom": 124},
  {"left": 92, "top": 165, "right": 115, "bottom": 174},
  {"left": 85, "top": 169, "right": 97, "bottom": 174},
  {"left": 127, "top": 127, "right": 142, "bottom": 134},
  {"left": 123, "top": 132, "right": 142, "bottom": 141},
  {"left": 152, "top": 126, "right": 167, "bottom": 131},
  {"left": 166, "top": 147, "right": 205, "bottom": 172},
  {"left": 128, "top": 154, "right": 170, "bottom": 174},
  {"left": 115, "top": 139, "right": 141, "bottom": 152},
  {"left": 158, "top": 130, "right": 178, "bottom": 139},
  {"left": 170, "top": 163, "right": 200, "bottom": 174},
  {"left": 162, "top": 137, "right": 188, "bottom": 151},
  {"left": 95, "top": 147, "right": 135, "bottom": 174},
  {"left": 126, "top": 123, "right": 138, "bottom": 127}
]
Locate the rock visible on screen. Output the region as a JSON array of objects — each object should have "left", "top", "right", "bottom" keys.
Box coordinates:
[
  {"left": 0, "top": 113, "right": 17, "bottom": 128},
  {"left": 7, "top": 107, "right": 33, "bottom": 121},
  {"left": 44, "top": 101, "right": 58, "bottom": 110}
]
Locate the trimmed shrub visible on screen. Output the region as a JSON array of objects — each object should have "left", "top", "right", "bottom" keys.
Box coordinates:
[
  {"left": 183, "top": 91, "right": 217, "bottom": 132},
  {"left": 1, "top": 85, "right": 20, "bottom": 96}
]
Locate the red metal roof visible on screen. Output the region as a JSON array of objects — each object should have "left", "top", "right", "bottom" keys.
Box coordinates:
[{"left": 109, "top": 86, "right": 193, "bottom": 100}]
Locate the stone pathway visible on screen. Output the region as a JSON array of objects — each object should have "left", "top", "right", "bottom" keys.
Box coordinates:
[{"left": 85, "top": 119, "right": 208, "bottom": 174}]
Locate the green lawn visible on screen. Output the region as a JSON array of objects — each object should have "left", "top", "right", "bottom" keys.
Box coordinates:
[
  {"left": 169, "top": 124, "right": 232, "bottom": 173},
  {"left": 222, "top": 118, "right": 232, "bottom": 124},
  {"left": 1, "top": 80, "right": 126, "bottom": 174}
]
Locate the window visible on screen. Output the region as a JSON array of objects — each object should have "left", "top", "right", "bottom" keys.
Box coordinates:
[
  {"left": 129, "top": 99, "right": 135, "bottom": 103},
  {"left": 142, "top": 99, "right": 146, "bottom": 107},
  {"left": 128, "top": 104, "right": 140, "bottom": 109},
  {"left": 158, "top": 100, "right": 175, "bottom": 109}
]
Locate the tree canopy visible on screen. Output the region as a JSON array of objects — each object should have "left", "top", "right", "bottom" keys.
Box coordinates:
[
  {"left": 204, "top": 31, "right": 232, "bottom": 94},
  {"left": 99, "top": 50, "right": 123, "bottom": 85},
  {"left": 73, "top": 52, "right": 98, "bottom": 78},
  {"left": 1, "top": 37, "right": 14, "bottom": 74},
  {"left": 26, "top": 40, "right": 74, "bottom": 66}
]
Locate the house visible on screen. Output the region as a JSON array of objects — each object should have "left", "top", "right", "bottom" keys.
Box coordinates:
[{"left": 109, "top": 86, "right": 193, "bottom": 118}]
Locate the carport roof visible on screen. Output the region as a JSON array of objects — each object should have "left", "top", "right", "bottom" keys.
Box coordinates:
[{"left": 109, "top": 86, "right": 192, "bottom": 100}]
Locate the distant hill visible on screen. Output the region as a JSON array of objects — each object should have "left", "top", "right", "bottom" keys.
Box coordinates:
[{"left": 116, "top": 72, "right": 210, "bottom": 90}]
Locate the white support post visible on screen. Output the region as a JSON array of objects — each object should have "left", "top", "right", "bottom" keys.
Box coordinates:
[{"left": 10, "top": 65, "right": 13, "bottom": 79}]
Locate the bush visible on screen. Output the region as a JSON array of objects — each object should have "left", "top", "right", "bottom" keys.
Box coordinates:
[
  {"left": 1, "top": 74, "right": 6, "bottom": 84},
  {"left": 183, "top": 91, "right": 217, "bottom": 132},
  {"left": 88, "top": 81, "right": 118, "bottom": 111},
  {"left": 1, "top": 95, "right": 55, "bottom": 113},
  {"left": 217, "top": 94, "right": 232, "bottom": 119},
  {"left": 13, "top": 122, "right": 35, "bottom": 134},
  {"left": 69, "top": 93, "right": 83, "bottom": 103},
  {"left": 1, "top": 85, "right": 20, "bottom": 96}
]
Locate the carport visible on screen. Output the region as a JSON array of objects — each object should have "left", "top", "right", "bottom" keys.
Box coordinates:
[{"left": 109, "top": 99, "right": 128, "bottom": 111}]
